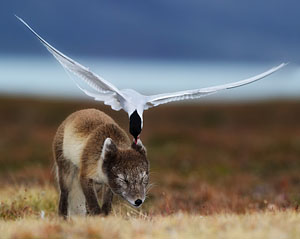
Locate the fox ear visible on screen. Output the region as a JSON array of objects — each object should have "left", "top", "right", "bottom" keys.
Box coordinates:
[
  {"left": 102, "top": 138, "right": 118, "bottom": 161},
  {"left": 131, "top": 139, "right": 147, "bottom": 156}
]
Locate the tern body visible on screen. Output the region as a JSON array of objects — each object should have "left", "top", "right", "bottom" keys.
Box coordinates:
[{"left": 16, "top": 16, "right": 287, "bottom": 140}]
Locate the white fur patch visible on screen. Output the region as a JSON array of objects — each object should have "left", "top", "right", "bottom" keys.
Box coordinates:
[
  {"left": 68, "top": 175, "right": 86, "bottom": 216},
  {"left": 94, "top": 155, "right": 108, "bottom": 184},
  {"left": 136, "top": 139, "right": 143, "bottom": 146},
  {"left": 102, "top": 138, "right": 112, "bottom": 151},
  {"left": 139, "top": 171, "right": 146, "bottom": 179},
  {"left": 92, "top": 138, "right": 111, "bottom": 184},
  {"left": 63, "top": 123, "right": 88, "bottom": 166}
]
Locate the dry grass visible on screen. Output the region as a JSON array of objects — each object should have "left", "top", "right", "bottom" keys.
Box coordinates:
[
  {"left": 0, "top": 187, "right": 299, "bottom": 239},
  {"left": 2, "top": 209, "right": 300, "bottom": 238},
  {"left": 0, "top": 186, "right": 299, "bottom": 239},
  {"left": 0, "top": 186, "right": 57, "bottom": 220}
]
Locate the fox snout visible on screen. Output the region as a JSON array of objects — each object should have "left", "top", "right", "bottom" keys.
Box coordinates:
[
  {"left": 121, "top": 192, "right": 145, "bottom": 208},
  {"left": 128, "top": 197, "right": 144, "bottom": 208}
]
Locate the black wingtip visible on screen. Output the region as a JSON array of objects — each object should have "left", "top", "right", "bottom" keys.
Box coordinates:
[{"left": 129, "top": 110, "right": 142, "bottom": 140}]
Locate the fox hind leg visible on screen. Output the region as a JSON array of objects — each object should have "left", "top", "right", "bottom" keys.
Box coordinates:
[
  {"left": 55, "top": 160, "right": 71, "bottom": 218},
  {"left": 53, "top": 130, "right": 85, "bottom": 217},
  {"left": 68, "top": 167, "right": 86, "bottom": 216}
]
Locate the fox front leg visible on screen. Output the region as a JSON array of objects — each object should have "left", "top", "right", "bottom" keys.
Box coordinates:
[
  {"left": 80, "top": 178, "right": 101, "bottom": 215},
  {"left": 101, "top": 186, "right": 113, "bottom": 215}
]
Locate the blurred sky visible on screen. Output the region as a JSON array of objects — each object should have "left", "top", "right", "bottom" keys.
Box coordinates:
[
  {"left": 0, "top": 0, "right": 299, "bottom": 100},
  {"left": 0, "top": 0, "right": 298, "bottom": 62}
]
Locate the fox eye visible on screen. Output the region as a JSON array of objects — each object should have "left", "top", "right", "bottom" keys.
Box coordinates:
[
  {"left": 120, "top": 178, "right": 129, "bottom": 184},
  {"left": 116, "top": 174, "right": 126, "bottom": 182},
  {"left": 116, "top": 177, "right": 128, "bottom": 188},
  {"left": 116, "top": 175, "right": 128, "bottom": 184}
]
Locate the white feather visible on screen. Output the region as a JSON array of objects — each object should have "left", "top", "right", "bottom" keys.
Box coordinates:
[{"left": 16, "top": 16, "right": 127, "bottom": 109}]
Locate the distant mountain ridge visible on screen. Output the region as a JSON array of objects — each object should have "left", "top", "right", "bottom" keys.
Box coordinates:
[{"left": 1, "top": 0, "right": 299, "bottom": 62}]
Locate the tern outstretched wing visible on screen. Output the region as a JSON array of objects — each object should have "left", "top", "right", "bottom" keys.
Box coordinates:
[
  {"left": 146, "top": 63, "right": 286, "bottom": 108},
  {"left": 16, "top": 16, "right": 127, "bottom": 111},
  {"left": 17, "top": 16, "right": 287, "bottom": 116}
]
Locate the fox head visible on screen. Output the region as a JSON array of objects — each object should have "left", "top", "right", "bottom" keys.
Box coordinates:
[{"left": 101, "top": 138, "right": 149, "bottom": 208}]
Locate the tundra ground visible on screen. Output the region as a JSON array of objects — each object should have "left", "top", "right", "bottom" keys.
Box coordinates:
[{"left": 1, "top": 97, "right": 300, "bottom": 238}]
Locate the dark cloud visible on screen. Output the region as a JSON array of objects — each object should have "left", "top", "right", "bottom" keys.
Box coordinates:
[{"left": 1, "top": 0, "right": 299, "bottom": 61}]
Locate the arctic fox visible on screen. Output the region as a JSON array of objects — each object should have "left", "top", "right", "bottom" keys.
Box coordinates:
[{"left": 53, "top": 109, "right": 149, "bottom": 217}]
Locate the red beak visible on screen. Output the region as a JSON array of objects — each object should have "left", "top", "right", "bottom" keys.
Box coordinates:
[{"left": 134, "top": 136, "right": 140, "bottom": 144}]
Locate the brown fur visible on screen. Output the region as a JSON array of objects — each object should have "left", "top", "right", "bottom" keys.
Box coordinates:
[{"left": 53, "top": 109, "right": 149, "bottom": 217}]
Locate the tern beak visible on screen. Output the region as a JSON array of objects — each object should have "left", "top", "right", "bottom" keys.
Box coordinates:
[{"left": 134, "top": 136, "right": 140, "bottom": 144}]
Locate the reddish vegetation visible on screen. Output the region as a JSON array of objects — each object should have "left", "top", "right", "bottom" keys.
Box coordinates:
[{"left": 1, "top": 97, "right": 300, "bottom": 215}]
